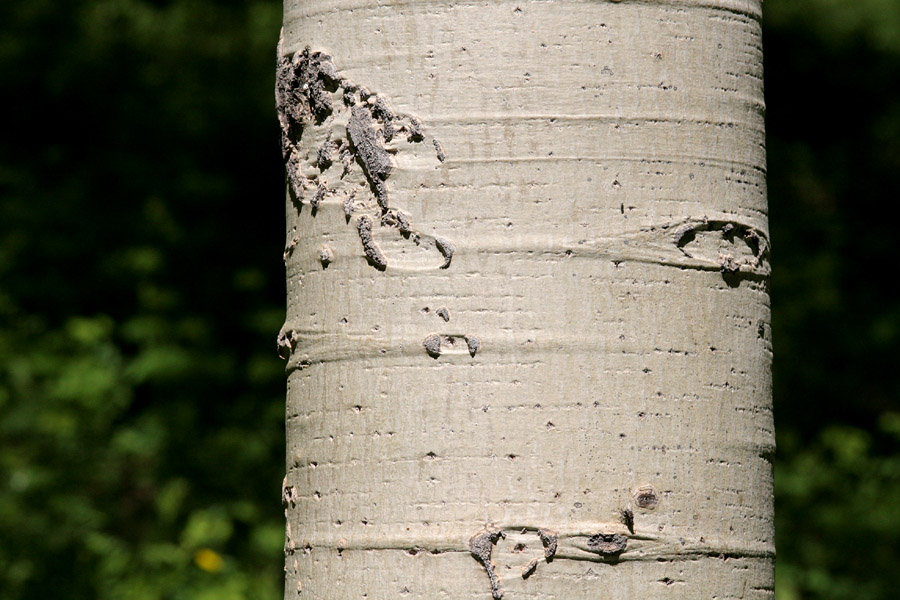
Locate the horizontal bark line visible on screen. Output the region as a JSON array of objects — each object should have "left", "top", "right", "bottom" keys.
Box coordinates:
[
  {"left": 285, "top": 221, "right": 769, "bottom": 275},
  {"left": 288, "top": 254, "right": 770, "bottom": 278},
  {"left": 288, "top": 0, "right": 762, "bottom": 22},
  {"left": 282, "top": 326, "right": 769, "bottom": 371},
  {"left": 284, "top": 531, "right": 774, "bottom": 562},
  {"left": 415, "top": 153, "right": 766, "bottom": 174},
  {"left": 421, "top": 112, "right": 765, "bottom": 128}
]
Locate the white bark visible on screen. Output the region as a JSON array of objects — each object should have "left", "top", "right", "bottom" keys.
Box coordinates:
[{"left": 279, "top": 1, "right": 773, "bottom": 598}]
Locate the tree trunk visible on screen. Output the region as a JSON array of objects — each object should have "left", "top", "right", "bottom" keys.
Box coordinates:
[{"left": 277, "top": 1, "right": 773, "bottom": 598}]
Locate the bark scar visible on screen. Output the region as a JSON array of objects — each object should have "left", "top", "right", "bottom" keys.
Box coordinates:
[
  {"left": 537, "top": 529, "right": 558, "bottom": 560},
  {"left": 469, "top": 527, "right": 505, "bottom": 600},
  {"left": 356, "top": 215, "right": 387, "bottom": 270},
  {"left": 276, "top": 36, "right": 456, "bottom": 272},
  {"left": 586, "top": 532, "right": 628, "bottom": 556}
]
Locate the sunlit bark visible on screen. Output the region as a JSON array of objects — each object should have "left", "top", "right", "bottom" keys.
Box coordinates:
[{"left": 279, "top": 1, "right": 773, "bottom": 597}]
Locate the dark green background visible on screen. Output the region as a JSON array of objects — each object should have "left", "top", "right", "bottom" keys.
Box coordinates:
[{"left": 1, "top": 1, "right": 897, "bottom": 598}]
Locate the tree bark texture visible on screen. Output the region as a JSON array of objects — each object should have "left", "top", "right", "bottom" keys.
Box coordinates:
[{"left": 278, "top": 1, "right": 773, "bottom": 598}]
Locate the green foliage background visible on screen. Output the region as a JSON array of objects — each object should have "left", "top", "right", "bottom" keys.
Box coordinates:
[{"left": 0, "top": 1, "right": 898, "bottom": 598}]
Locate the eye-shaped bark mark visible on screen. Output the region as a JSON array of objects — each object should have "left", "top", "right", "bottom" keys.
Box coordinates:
[
  {"left": 632, "top": 483, "right": 660, "bottom": 511},
  {"left": 675, "top": 220, "right": 768, "bottom": 282},
  {"left": 469, "top": 527, "right": 505, "bottom": 600},
  {"left": 586, "top": 532, "right": 628, "bottom": 556},
  {"left": 469, "top": 527, "right": 560, "bottom": 592},
  {"left": 423, "top": 334, "right": 481, "bottom": 358}
]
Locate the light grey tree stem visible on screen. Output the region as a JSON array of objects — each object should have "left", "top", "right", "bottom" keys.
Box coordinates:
[{"left": 279, "top": 1, "right": 773, "bottom": 597}]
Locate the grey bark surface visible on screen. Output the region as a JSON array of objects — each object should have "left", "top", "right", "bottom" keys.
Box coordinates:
[{"left": 278, "top": 0, "right": 773, "bottom": 598}]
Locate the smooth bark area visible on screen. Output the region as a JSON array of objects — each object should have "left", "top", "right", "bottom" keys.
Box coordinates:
[{"left": 278, "top": 1, "right": 773, "bottom": 597}]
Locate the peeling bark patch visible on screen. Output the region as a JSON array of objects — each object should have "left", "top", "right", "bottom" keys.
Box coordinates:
[
  {"left": 281, "top": 133, "right": 305, "bottom": 203},
  {"left": 276, "top": 39, "right": 340, "bottom": 207},
  {"left": 371, "top": 177, "right": 390, "bottom": 212},
  {"left": 469, "top": 527, "right": 505, "bottom": 600},
  {"left": 371, "top": 96, "right": 395, "bottom": 142},
  {"left": 632, "top": 484, "right": 660, "bottom": 510},
  {"left": 311, "top": 182, "right": 326, "bottom": 211},
  {"left": 342, "top": 194, "right": 355, "bottom": 221},
  {"left": 316, "top": 139, "right": 334, "bottom": 171},
  {"left": 341, "top": 81, "right": 356, "bottom": 106},
  {"left": 348, "top": 104, "right": 394, "bottom": 182},
  {"left": 356, "top": 215, "right": 387, "bottom": 270},
  {"left": 586, "top": 533, "right": 628, "bottom": 556},
  {"left": 276, "top": 41, "right": 337, "bottom": 127},
  {"left": 537, "top": 529, "right": 558, "bottom": 560}
]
